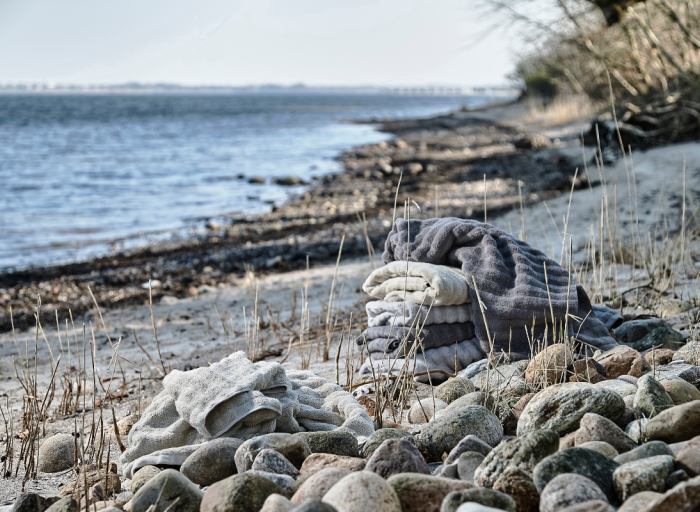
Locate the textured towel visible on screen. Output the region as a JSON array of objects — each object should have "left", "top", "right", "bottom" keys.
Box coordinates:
[
  {"left": 366, "top": 300, "right": 471, "bottom": 328},
  {"left": 359, "top": 338, "right": 485, "bottom": 383},
  {"left": 121, "top": 352, "right": 374, "bottom": 478},
  {"left": 383, "top": 217, "right": 619, "bottom": 358},
  {"left": 362, "top": 261, "right": 470, "bottom": 306},
  {"left": 356, "top": 322, "right": 476, "bottom": 358}
]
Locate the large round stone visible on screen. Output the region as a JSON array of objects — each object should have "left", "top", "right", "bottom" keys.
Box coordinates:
[
  {"left": 646, "top": 401, "right": 700, "bottom": 443},
  {"left": 434, "top": 378, "right": 476, "bottom": 404},
  {"left": 441, "top": 488, "right": 516, "bottom": 512},
  {"left": 200, "top": 473, "right": 282, "bottom": 512},
  {"left": 539, "top": 473, "right": 608, "bottom": 512},
  {"left": 613, "top": 455, "right": 675, "bottom": 500},
  {"left": 517, "top": 383, "right": 625, "bottom": 436},
  {"left": 235, "top": 433, "right": 311, "bottom": 472},
  {"left": 662, "top": 379, "right": 700, "bottom": 405},
  {"left": 525, "top": 344, "right": 573, "bottom": 385},
  {"left": 594, "top": 346, "right": 649, "bottom": 379},
  {"left": 408, "top": 398, "right": 448, "bottom": 424},
  {"left": 38, "top": 434, "right": 75, "bottom": 473},
  {"left": 296, "top": 431, "right": 358, "bottom": 458},
  {"left": 292, "top": 467, "right": 350, "bottom": 505},
  {"left": 361, "top": 428, "right": 412, "bottom": 458},
  {"left": 365, "top": 437, "right": 430, "bottom": 478},
  {"left": 387, "top": 473, "right": 474, "bottom": 512},
  {"left": 131, "top": 469, "right": 202, "bottom": 512},
  {"left": 323, "top": 471, "right": 401, "bottom": 512},
  {"left": 492, "top": 467, "right": 540, "bottom": 512},
  {"left": 614, "top": 440, "right": 674, "bottom": 465},
  {"left": 672, "top": 341, "right": 700, "bottom": 365},
  {"left": 180, "top": 437, "right": 243, "bottom": 486},
  {"left": 634, "top": 374, "right": 674, "bottom": 418},
  {"left": 574, "top": 413, "right": 637, "bottom": 453}
]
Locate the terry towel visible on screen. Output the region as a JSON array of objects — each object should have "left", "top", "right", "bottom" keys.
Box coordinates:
[
  {"left": 356, "top": 322, "right": 476, "bottom": 358},
  {"left": 366, "top": 300, "right": 471, "bottom": 328}
]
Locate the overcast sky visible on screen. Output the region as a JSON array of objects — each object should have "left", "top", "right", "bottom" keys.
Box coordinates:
[{"left": 0, "top": 0, "right": 518, "bottom": 86}]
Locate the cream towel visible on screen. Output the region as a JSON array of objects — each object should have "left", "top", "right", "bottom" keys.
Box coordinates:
[{"left": 362, "top": 261, "right": 470, "bottom": 306}]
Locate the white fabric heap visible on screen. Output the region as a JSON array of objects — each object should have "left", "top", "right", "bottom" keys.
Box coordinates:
[
  {"left": 120, "top": 352, "right": 373, "bottom": 478},
  {"left": 362, "top": 261, "right": 470, "bottom": 306}
]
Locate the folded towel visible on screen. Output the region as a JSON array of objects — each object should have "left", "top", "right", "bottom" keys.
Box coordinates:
[
  {"left": 121, "top": 352, "right": 374, "bottom": 478},
  {"left": 356, "top": 322, "right": 476, "bottom": 358},
  {"left": 362, "top": 261, "right": 470, "bottom": 306},
  {"left": 366, "top": 300, "right": 471, "bottom": 328},
  {"left": 383, "top": 217, "right": 619, "bottom": 358},
  {"left": 359, "top": 338, "right": 485, "bottom": 383}
]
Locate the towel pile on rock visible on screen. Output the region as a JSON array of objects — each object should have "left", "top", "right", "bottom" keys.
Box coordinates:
[
  {"left": 120, "top": 352, "right": 374, "bottom": 478},
  {"left": 357, "top": 217, "right": 623, "bottom": 383}
]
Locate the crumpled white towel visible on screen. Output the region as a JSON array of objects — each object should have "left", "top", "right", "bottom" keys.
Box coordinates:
[
  {"left": 359, "top": 338, "right": 485, "bottom": 383},
  {"left": 362, "top": 261, "right": 470, "bottom": 306},
  {"left": 366, "top": 300, "right": 471, "bottom": 328},
  {"left": 120, "top": 352, "right": 374, "bottom": 478}
]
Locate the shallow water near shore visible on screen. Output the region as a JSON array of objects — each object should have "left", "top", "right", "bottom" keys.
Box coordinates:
[{"left": 0, "top": 93, "right": 499, "bottom": 271}]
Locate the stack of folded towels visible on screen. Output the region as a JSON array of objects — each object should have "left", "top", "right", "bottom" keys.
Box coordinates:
[{"left": 356, "top": 217, "right": 622, "bottom": 383}]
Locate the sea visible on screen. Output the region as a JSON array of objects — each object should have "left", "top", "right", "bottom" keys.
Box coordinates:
[{"left": 0, "top": 93, "right": 502, "bottom": 271}]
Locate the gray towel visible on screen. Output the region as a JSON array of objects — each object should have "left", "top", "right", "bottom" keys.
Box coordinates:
[
  {"left": 366, "top": 300, "right": 471, "bottom": 328},
  {"left": 120, "top": 352, "right": 374, "bottom": 478},
  {"left": 359, "top": 338, "right": 485, "bottom": 383},
  {"left": 383, "top": 218, "right": 619, "bottom": 358},
  {"left": 362, "top": 261, "right": 470, "bottom": 306},
  {"left": 355, "top": 322, "right": 476, "bottom": 358}
]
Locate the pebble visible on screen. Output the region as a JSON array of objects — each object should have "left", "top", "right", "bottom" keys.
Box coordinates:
[
  {"left": 525, "top": 344, "right": 573, "bottom": 385},
  {"left": 129, "top": 466, "right": 161, "bottom": 494},
  {"left": 673, "top": 341, "right": 700, "bottom": 365},
  {"left": 539, "top": 473, "right": 608, "bottom": 512},
  {"left": 646, "top": 401, "right": 700, "bottom": 443},
  {"left": 11, "top": 494, "right": 59, "bottom": 512},
  {"left": 417, "top": 405, "right": 503, "bottom": 462},
  {"left": 614, "top": 440, "right": 674, "bottom": 465},
  {"left": 441, "top": 488, "right": 517, "bottom": 512},
  {"left": 45, "top": 497, "right": 78, "bottom": 512},
  {"left": 387, "top": 473, "right": 474, "bottom": 512},
  {"left": 666, "top": 469, "right": 690, "bottom": 488},
  {"left": 296, "top": 431, "right": 358, "bottom": 458},
  {"left": 130, "top": 469, "right": 202, "bottom": 512},
  {"left": 656, "top": 361, "right": 700, "bottom": 384},
  {"left": 594, "top": 346, "right": 649, "bottom": 378},
  {"left": 200, "top": 473, "right": 282, "bottom": 512},
  {"left": 323, "top": 471, "right": 401, "bottom": 512},
  {"left": 617, "top": 491, "right": 663, "bottom": 512},
  {"left": 511, "top": 393, "right": 536, "bottom": 419},
  {"left": 299, "top": 453, "right": 365, "bottom": 476},
  {"left": 38, "top": 434, "right": 75, "bottom": 473},
  {"left": 557, "top": 500, "right": 614, "bottom": 512},
  {"left": 617, "top": 395, "right": 636, "bottom": 428},
  {"left": 613, "top": 454, "right": 675, "bottom": 500},
  {"left": 252, "top": 449, "right": 300, "bottom": 478},
  {"left": 533, "top": 448, "right": 620, "bottom": 503},
  {"left": 593, "top": 379, "right": 637, "bottom": 398},
  {"left": 114, "top": 414, "right": 140, "bottom": 437},
  {"left": 260, "top": 494, "right": 295, "bottom": 512},
  {"left": 454, "top": 505, "right": 505, "bottom": 512},
  {"left": 457, "top": 452, "right": 485, "bottom": 483},
  {"left": 634, "top": 374, "right": 674, "bottom": 418},
  {"left": 247, "top": 470, "right": 298, "bottom": 498},
  {"left": 662, "top": 379, "right": 700, "bottom": 404},
  {"left": 361, "top": 428, "right": 412, "bottom": 458},
  {"left": 574, "top": 413, "right": 637, "bottom": 453},
  {"left": 469, "top": 365, "right": 523, "bottom": 391},
  {"left": 408, "top": 398, "right": 448, "bottom": 424},
  {"left": 437, "top": 392, "right": 496, "bottom": 417},
  {"left": 235, "top": 433, "right": 311, "bottom": 472},
  {"left": 614, "top": 318, "right": 667, "bottom": 344},
  {"left": 577, "top": 441, "right": 619, "bottom": 458},
  {"left": 291, "top": 499, "right": 338, "bottom": 512},
  {"left": 645, "top": 348, "right": 676, "bottom": 367},
  {"left": 678, "top": 437, "right": 700, "bottom": 476},
  {"left": 444, "top": 435, "right": 493, "bottom": 464},
  {"left": 517, "top": 383, "right": 625, "bottom": 436},
  {"left": 631, "top": 326, "right": 685, "bottom": 351},
  {"left": 625, "top": 418, "right": 649, "bottom": 443},
  {"left": 492, "top": 467, "right": 540, "bottom": 512},
  {"left": 292, "top": 468, "right": 351, "bottom": 505},
  {"left": 180, "top": 437, "right": 243, "bottom": 486},
  {"left": 365, "top": 437, "right": 430, "bottom": 478},
  {"left": 434, "top": 378, "right": 476, "bottom": 403},
  {"left": 474, "top": 429, "right": 559, "bottom": 488},
  {"left": 569, "top": 359, "right": 606, "bottom": 384},
  {"left": 645, "top": 474, "right": 700, "bottom": 511},
  {"left": 434, "top": 462, "right": 460, "bottom": 479}
]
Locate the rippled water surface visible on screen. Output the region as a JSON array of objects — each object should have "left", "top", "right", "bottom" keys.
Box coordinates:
[{"left": 0, "top": 93, "right": 496, "bottom": 270}]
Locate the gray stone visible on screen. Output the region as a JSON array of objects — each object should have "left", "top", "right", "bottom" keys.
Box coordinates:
[
  {"left": 235, "top": 433, "right": 311, "bottom": 472},
  {"left": 469, "top": 364, "right": 523, "bottom": 391},
  {"left": 200, "top": 473, "right": 282, "bottom": 512},
  {"left": 299, "top": 453, "right": 365, "bottom": 477},
  {"left": 457, "top": 452, "right": 485, "bottom": 483},
  {"left": 539, "top": 473, "right": 608, "bottom": 512},
  {"left": 44, "top": 497, "right": 77, "bottom": 512},
  {"left": 417, "top": 406, "right": 503, "bottom": 462},
  {"left": 323, "top": 472, "right": 401, "bottom": 512},
  {"left": 577, "top": 441, "right": 619, "bottom": 458},
  {"left": 630, "top": 326, "right": 685, "bottom": 351},
  {"left": 434, "top": 462, "right": 460, "bottom": 479},
  {"left": 634, "top": 374, "right": 674, "bottom": 418},
  {"left": 673, "top": 341, "right": 700, "bottom": 365},
  {"left": 617, "top": 491, "right": 663, "bottom": 512},
  {"left": 131, "top": 469, "right": 202, "bottom": 512},
  {"left": 408, "top": 398, "right": 449, "bottom": 424},
  {"left": 437, "top": 392, "right": 496, "bottom": 418},
  {"left": 296, "top": 431, "right": 358, "bottom": 458},
  {"left": 247, "top": 470, "right": 297, "bottom": 498},
  {"left": 180, "top": 437, "right": 242, "bottom": 486},
  {"left": 260, "top": 494, "right": 295, "bottom": 512},
  {"left": 614, "top": 440, "right": 674, "bottom": 465},
  {"left": 614, "top": 318, "right": 667, "bottom": 344},
  {"left": 474, "top": 429, "right": 559, "bottom": 488},
  {"left": 252, "top": 449, "right": 300, "bottom": 478},
  {"left": 290, "top": 499, "right": 338, "bottom": 512},
  {"left": 492, "top": 467, "right": 540, "bottom": 512},
  {"left": 387, "top": 473, "right": 474, "bottom": 512},
  {"left": 644, "top": 475, "right": 700, "bottom": 511},
  {"left": 625, "top": 418, "right": 649, "bottom": 443},
  {"left": 533, "top": 448, "right": 621, "bottom": 504},
  {"left": 594, "top": 346, "right": 649, "bottom": 379},
  {"left": 292, "top": 468, "right": 351, "bottom": 505},
  {"left": 655, "top": 362, "right": 700, "bottom": 386},
  {"left": 613, "top": 455, "right": 675, "bottom": 500},
  {"left": 666, "top": 469, "right": 690, "bottom": 488},
  {"left": 444, "top": 435, "right": 492, "bottom": 464},
  {"left": 557, "top": 500, "right": 615, "bottom": 512},
  {"left": 435, "top": 378, "right": 476, "bottom": 403},
  {"left": 440, "top": 488, "right": 516, "bottom": 512},
  {"left": 517, "top": 383, "right": 625, "bottom": 436},
  {"left": 11, "top": 494, "right": 58, "bottom": 512},
  {"left": 574, "top": 413, "right": 637, "bottom": 453},
  {"left": 129, "top": 465, "right": 161, "bottom": 494},
  {"left": 38, "top": 434, "right": 75, "bottom": 473},
  {"left": 361, "top": 428, "right": 412, "bottom": 458},
  {"left": 593, "top": 379, "right": 637, "bottom": 398},
  {"left": 647, "top": 401, "right": 700, "bottom": 443},
  {"left": 365, "top": 438, "right": 430, "bottom": 478},
  {"left": 662, "top": 379, "right": 700, "bottom": 405}
]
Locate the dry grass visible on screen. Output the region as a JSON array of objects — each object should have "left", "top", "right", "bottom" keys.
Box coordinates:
[{"left": 522, "top": 94, "right": 601, "bottom": 128}]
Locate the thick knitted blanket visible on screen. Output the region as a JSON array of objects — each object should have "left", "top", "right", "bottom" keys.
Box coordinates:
[
  {"left": 383, "top": 218, "right": 619, "bottom": 359},
  {"left": 366, "top": 300, "right": 471, "bottom": 328},
  {"left": 355, "top": 322, "right": 476, "bottom": 358},
  {"left": 120, "top": 352, "right": 374, "bottom": 478},
  {"left": 362, "top": 261, "right": 470, "bottom": 306}
]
